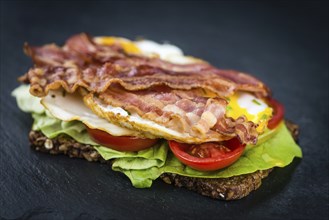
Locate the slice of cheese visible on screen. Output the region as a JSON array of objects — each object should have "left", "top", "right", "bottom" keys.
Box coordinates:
[{"left": 41, "top": 90, "right": 155, "bottom": 138}]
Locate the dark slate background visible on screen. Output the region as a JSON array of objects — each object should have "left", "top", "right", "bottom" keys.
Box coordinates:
[{"left": 0, "top": 1, "right": 328, "bottom": 219}]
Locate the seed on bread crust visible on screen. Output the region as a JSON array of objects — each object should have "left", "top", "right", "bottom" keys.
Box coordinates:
[{"left": 29, "top": 130, "right": 108, "bottom": 163}]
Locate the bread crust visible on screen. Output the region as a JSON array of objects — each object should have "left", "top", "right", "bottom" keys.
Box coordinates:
[{"left": 28, "top": 120, "right": 299, "bottom": 200}]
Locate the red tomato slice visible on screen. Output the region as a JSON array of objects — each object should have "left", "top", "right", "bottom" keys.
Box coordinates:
[
  {"left": 168, "top": 138, "right": 245, "bottom": 171},
  {"left": 87, "top": 128, "right": 158, "bottom": 152},
  {"left": 267, "top": 98, "right": 285, "bottom": 130}
]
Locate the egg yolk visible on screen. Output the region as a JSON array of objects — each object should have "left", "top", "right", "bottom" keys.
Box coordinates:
[
  {"left": 226, "top": 92, "right": 273, "bottom": 133},
  {"left": 94, "top": 36, "right": 141, "bottom": 54}
]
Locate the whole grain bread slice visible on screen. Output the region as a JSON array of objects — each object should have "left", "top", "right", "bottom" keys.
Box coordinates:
[{"left": 28, "top": 121, "right": 299, "bottom": 200}]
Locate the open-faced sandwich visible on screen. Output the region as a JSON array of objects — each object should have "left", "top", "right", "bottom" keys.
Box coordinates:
[{"left": 13, "top": 33, "right": 302, "bottom": 200}]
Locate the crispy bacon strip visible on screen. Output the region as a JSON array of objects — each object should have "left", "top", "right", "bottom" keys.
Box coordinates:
[
  {"left": 25, "top": 64, "right": 236, "bottom": 98},
  {"left": 21, "top": 33, "right": 269, "bottom": 98}
]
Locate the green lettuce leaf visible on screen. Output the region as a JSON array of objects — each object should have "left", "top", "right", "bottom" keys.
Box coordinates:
[
  {"left": 108, "top": 124, "right": 302, "bottom": 187},
  {"left": 13, "top": 85, "right": 302, "bottom": 189},
  {"left": 32, "top": 113, "right": 98, "bottom": 145}
]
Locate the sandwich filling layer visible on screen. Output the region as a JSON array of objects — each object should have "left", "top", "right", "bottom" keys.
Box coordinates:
[{"left": 12, "top": 85, "right": 302, "bottom": 188}]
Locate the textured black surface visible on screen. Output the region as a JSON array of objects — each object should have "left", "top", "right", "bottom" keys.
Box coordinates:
[{"left": 0, "top": 1, "right": 328, "bottom": 219}]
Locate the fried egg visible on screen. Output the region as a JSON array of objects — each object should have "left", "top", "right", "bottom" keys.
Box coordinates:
[
  {"left": 94, "top": 36, "right": 201, "bottom": 64},
  {"left": 226, "top": 92, "right": 272, "bottom": 133}
]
